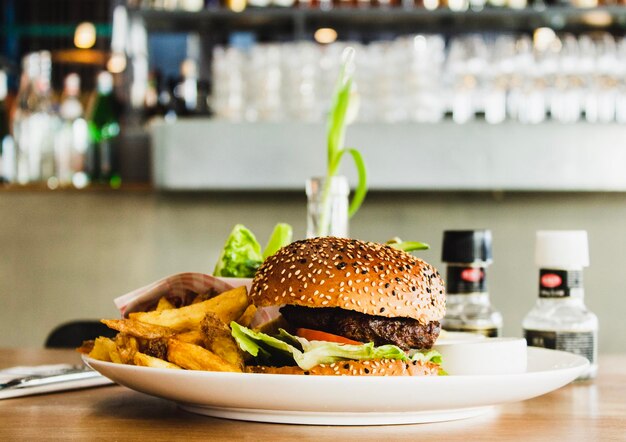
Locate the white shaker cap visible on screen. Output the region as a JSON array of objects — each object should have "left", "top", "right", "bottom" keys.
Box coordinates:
[{"left": 535, "top": 230, "right": 589, "bottom": 268}]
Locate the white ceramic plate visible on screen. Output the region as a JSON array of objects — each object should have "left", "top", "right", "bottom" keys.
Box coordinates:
[{"left": 83, "top": 347, "right": 588, "bottom": 426}]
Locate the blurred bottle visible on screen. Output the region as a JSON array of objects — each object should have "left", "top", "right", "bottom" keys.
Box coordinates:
[
  {"left": 87, "top": 71, "right": 121, "bottom": 188},
  {"left": 179, "top": 0, "right": 205, "bottom": 10},
  {"left": 33, "top": 51, "right": 58, "bottom": 185},
  {"left": 523, "top": 231, "right": 598, "bottom": 380},
  {"left": 0, "top": 70, "right": 8, "bottom": 141},
  {"left": 441, "top": 230, "right": 503, "bottom": 337},
  {"left": 226, "top": 0, "right": 248, "bottom": 10},
  {"left": 12, "top": 51, "right": 59, "bottom": 185},
  {"left": 0, "top": 69, "right": 14, "bottom": 183},
  {"left": 143, "top": 70, "right": 162, "bottom": 120},
  {"left": 55, "top": 73, "right": 89, "bottom": 188},
  {"left": 13, "top": 53, "right": 38, "bottom": 184}
]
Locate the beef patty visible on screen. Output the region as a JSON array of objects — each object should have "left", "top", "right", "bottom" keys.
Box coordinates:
[{"left": 280, "top": 305, "right": 440, "bottom": 351}]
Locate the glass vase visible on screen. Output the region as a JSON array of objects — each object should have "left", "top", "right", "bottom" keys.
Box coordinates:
[{"left": 306, "top": 175, "right": 349, "bottom": 238}]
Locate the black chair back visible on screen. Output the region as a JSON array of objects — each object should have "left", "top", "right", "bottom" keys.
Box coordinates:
[{"left": 45, "top": 321, "right": 117, "bottom": 348}]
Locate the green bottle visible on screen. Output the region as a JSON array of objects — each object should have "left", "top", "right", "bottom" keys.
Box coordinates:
[{"left": 87, "top": 71, "right": 120, "bottom": 187}]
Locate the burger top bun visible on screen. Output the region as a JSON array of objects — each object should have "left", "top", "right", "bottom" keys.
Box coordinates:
[{"left": 250, "top": 237, "right": 446, "bottom": 325}]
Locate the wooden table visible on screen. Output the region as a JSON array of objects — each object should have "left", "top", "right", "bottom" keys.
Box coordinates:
[{"left": 0, "top": 349, "right": 624, "bottom": 441}]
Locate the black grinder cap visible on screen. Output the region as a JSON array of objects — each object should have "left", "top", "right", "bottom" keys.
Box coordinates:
[{"left": 442, "top": 230, "right": 493, "bottom": 263}]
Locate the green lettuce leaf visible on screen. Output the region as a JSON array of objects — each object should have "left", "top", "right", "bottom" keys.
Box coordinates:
[
  {"left": 213, "top": 224, "right": 263, "bottom": 278},
  {"left": 262, "top": 223, "right": 293, "bottom": 259},
  {"left": 231, "top": 322, "right": 442, "bottom": 371}
]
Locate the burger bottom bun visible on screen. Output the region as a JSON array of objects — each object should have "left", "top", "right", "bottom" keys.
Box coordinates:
[{"left": 247, "top": 359, "right": 440, "bottom": 376}]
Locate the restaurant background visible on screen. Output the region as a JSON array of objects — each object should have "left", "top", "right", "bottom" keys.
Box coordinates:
[{"left": 1, "top": 0, "right": 625, "bottom": 353}]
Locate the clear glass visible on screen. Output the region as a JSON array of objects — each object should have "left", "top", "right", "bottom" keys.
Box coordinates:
[
  {"left": 306, "top": 176, "right": 349, "bottom": 238},
  {"left": 523, "top": 291, "right": 598, "bottom": 380},
  {"left": 443, "top": 293, "right": 503, "bottom": 337}
]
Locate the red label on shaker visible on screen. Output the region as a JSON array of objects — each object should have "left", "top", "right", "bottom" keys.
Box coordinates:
[
  {"left": 461, "top": 268, "right": 483, "bottom": 283},
  {"left": 538, "top": 269, "right": 582, "bottom": 298},
  {"left": 541, "top": 273, "right": 562, "bottom": 288}
]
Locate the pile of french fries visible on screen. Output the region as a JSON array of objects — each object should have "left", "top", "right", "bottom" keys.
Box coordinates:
[{"left": 79, "top": 286, "right": 257, "bottom": 373}]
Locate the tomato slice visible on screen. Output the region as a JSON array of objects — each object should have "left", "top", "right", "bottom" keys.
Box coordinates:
[{"left": 296, "top": 328, "right": 362, "bottom": 345}]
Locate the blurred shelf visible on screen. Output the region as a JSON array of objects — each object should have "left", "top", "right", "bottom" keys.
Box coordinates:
[
  {"left": 0, "top": 183, "right": 153, "bottom": 193},
  {"left": 152, "top": 119, "right": 626, "bottom": 192},
  {"left": 129, "top": 6, "right": 626, "bottom": 34}
]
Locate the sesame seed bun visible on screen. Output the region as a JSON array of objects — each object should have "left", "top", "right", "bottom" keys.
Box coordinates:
[
  {"left": 250, "top": 237, "right": 446, "bottom": 325},
  {"left": 247, "top": 358, "right": 439, "bottom": 376}
]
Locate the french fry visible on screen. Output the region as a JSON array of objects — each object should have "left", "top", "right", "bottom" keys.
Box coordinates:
[
  {"left": 167, "top": 339, "right": 242, "bottom": 372},
  {"left": 133, "top": 352, "right": 181, "bottom": 369},
  {"left": 156, "top": 296, "right": 175, "bottom": 311},
  {"left": 101, "top": 318, "right": 177, "bottom": 340},
  {"left": 201, "top": 313, "right": 244, "bottom": 370},
  {"left": 89, "top": 337, "right": 123, "bottom": 363},
  {"left": 77, "top": 340, "right": 95, "bottom": 355},
  {"left": 236, "top": 304, "right": 257, "bottom": 328},
  {"left": 142, "top": 338, "right": 168, "bottom": 360},
  {"left": 115, "top": 333, "right": 139, "bottom": 365},
  {"left": 174, "top": 330, "right": 204, "bottom": 345},
  {"left": 129, "top": 286, "right": 249, "bottom": 331}
]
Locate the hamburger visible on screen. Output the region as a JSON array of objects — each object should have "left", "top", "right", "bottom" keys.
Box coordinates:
[{"left": 231, "top": 236, "right": 446, "bottom": 376}]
